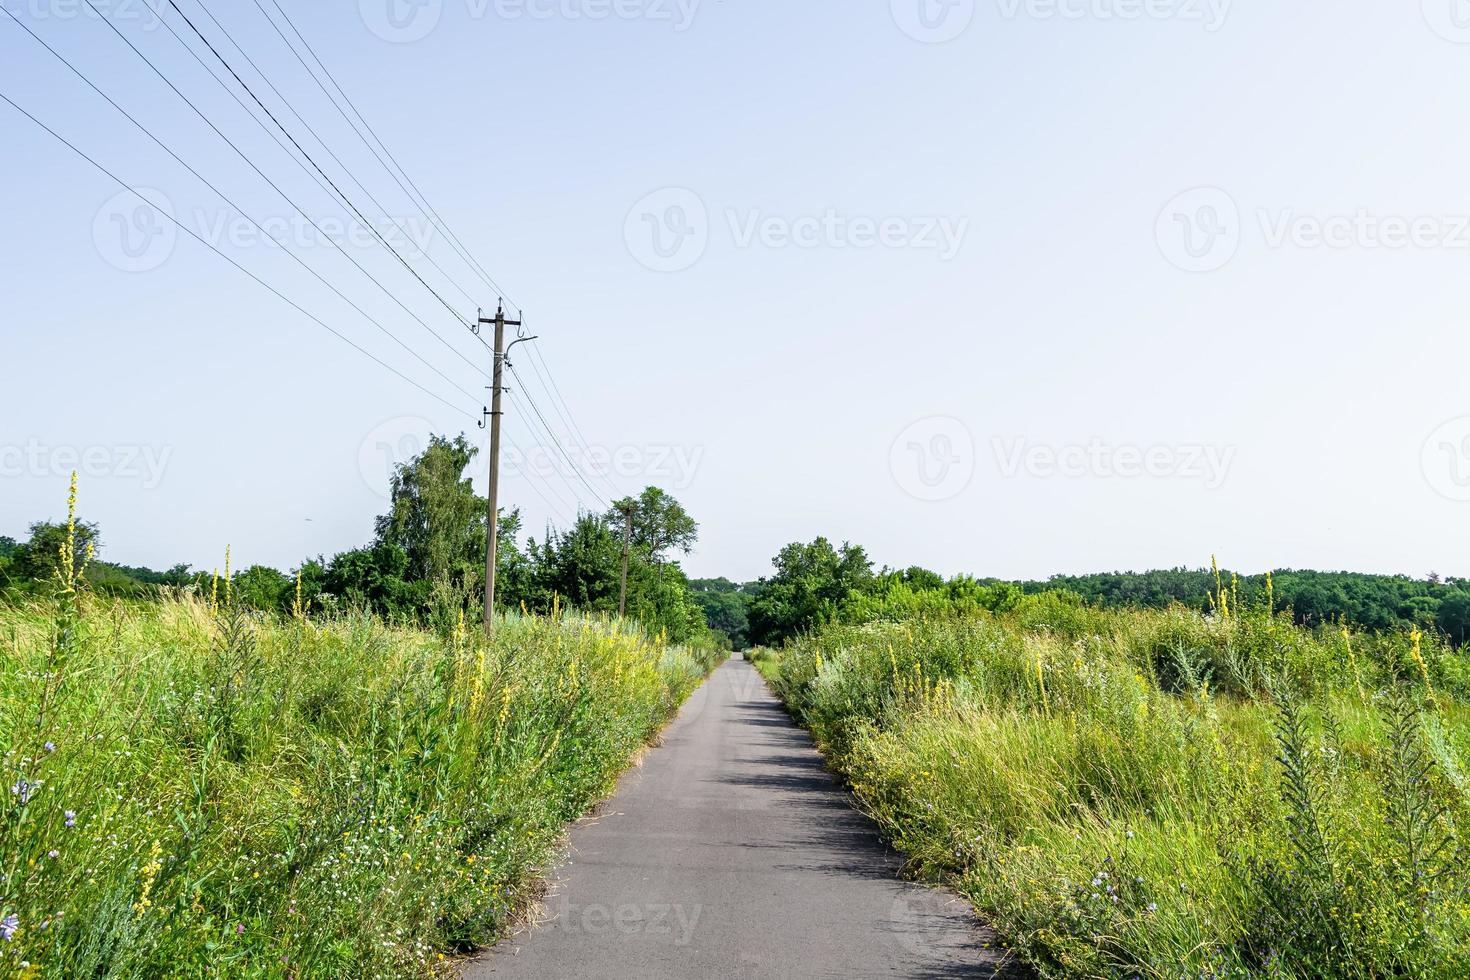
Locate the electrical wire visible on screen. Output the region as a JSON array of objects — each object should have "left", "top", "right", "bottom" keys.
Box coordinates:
[
  {"left": 507, "top": 363, "right": 611, "bottom": 510},
  {"left": 184, "top": 0, "right": 487, "bottom": 315},
  {"left": 253, "top": 0, "right": 515, "bottom": 313},
  {"left": 0, "top": 88, "right": 478, "bottom": 419},
  {"left": 518, "top": 341, "right": 624, "bottom": 500},
  {"left": 160, "top": 0, "right": 475, "bottom": 333},
  {"left": 1, "top": 7, "right": 483, "bottom": 406},
  {"left": 72, "top": 0, "right": 489, "bottom": 380}
]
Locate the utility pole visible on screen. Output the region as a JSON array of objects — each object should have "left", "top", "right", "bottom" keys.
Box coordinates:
[
  {"left": 478, "top": 300, "right": 521, "bottom": 637},
  {"left": 618, "top": 501, "right": 635, "bottom": 618}
]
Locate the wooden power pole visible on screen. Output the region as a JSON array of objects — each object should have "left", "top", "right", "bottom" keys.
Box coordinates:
[
  {"left": 618, "top": 501, "right": 635, "bottom": 618},
  {"left": 479, "top": 300, "right": 521, "bottom": 637}
]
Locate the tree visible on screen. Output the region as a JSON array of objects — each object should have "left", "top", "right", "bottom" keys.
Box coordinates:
[
  {"left": 1437, "top": 590, "right": 1470, "bottom": 646},
  {"left": 5, "top": 520, "right": 100, "bottom": 586},
  {"left": 374, "top": 434, "right": 486, "bottom": 586},
  {"left": 530, "top": 513, "right": 624, "bottom": 612},
  {"left": 326, "top": 543, "right": 425, "bottom": 617},
  {"left": 608, "top": 488, "right": 698, "bottom": 566},
  {"left": 747, "top": 537, "right": 873, "bottom": 647},
  {"left": 691, "top": 578, "right": 753, "bottom": 647},
  {"left": 232, "top": 565, "right": 291, "bottom": 613}
]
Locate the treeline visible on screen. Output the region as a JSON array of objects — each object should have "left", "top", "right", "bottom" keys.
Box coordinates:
[
  {"left": 704, "top": 540, "right": 1470, "bottom": 648},
  {"left": 0, "top": 436, "right": 715, "bottom": 645}
]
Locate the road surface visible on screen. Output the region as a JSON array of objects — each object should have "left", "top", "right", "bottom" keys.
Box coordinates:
[{"left": 465, "top": 654, "right": 1017, "bottom": 980}]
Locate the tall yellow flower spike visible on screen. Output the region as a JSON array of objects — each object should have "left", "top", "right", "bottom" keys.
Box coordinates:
[
  {"left": 60, "top": 470, "right": 79, "bottom": 591},
  {"left": 1410, "top": 627, "right": 1438, "bottom": 708}
]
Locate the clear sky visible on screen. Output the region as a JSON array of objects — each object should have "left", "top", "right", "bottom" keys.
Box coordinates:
[{"left": 3, "top": 0, "right": 1470, "bottom": 584}]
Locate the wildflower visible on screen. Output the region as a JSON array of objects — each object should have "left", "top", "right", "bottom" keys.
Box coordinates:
[
  {"left": 1147, "top": 903, "right": 1159, "bottom": 913},
  {"left": 47, "top": 849, "right": 59, "bottom": 859},
  {"left": 64, "top": 811, "right": 76, "bottom": 828},
  {"left": 1, "top": 914, "right": 17, "bottom": 940},
  {"left": 236, "top": 923, "right": 246, "bottom": 935},
  {"left": 43, "top": 742, "right": 55, "bottom": 753},
  {"left": 10, "top": 779, "right": 34, "bottom": 804}
]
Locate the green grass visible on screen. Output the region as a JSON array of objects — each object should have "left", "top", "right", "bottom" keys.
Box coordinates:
[
  {"left": 767, "top": 597, "right": 1470, "bottom": 978},
  {"left": 0, "top": 588, "right": 720, "bottom": 978}
]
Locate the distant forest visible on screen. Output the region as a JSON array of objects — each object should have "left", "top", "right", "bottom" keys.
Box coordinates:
[{"left": 6, "top": 525, "right": 1468, "bottom": 650}]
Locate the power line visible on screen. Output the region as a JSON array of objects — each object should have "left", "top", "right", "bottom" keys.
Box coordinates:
[
  {"left": 502, "top": 427, "right": 576, "bottom": 527},
  {"left": 183, "top": 0, "right": 487, "bottom": 315},
  {"left": 251, "top": 0, "right": 512, "bottom": 313},
  {"left": 257, "top": 0, "right": 521, "bottom": 316},
  {"left": 72, "top": 0, "right": 488, "bottom": 382},
  {"left": 159, "top": 0, "right": 476, "bottom": 334},
  {"left": 0, "top": 88, "right": 478, "bottom": 419},
  {"left": 518, "top": 340, "right": 624, "bottom": 500},
  {"left": 507, "top": 363, "right": 611, "bottom": 510},
  {"left": 244, "top": 2, "right": 623, "bottom": 497},
  {"left": 1, "top": 7, "right": 483, "bottom": 406}
]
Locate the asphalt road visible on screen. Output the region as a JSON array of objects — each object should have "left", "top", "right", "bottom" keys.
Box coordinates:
[{"left": 466, "top": 654, "right": 1017, "bottom": 980}]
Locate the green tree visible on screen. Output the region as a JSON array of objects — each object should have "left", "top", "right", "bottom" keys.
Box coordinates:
[
  {"left": 1437, "top": 590, "right": 1470, "bottom": 646},
  {"left": 608, "top": 488, "right": 698, "bottom": 567},
  {"left": 747, "top": 537, "right": 873, "bottom": 647},
  {"left": 5, "top": 520, "right": 100, "bottom": 586},
  {"left": 530, "top": 513, "right": 624, "bottom": 611},
  {"left": 374, "top": 434, "right": 486, "bottom": 586},
  {"left": 232, "top": 565, "right": 291, "bottom": 613},
  {"left": 690, "top": 578, "right": 753, "bottom": 647}
]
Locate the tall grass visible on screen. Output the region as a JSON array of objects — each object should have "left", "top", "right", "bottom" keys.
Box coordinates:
[
  {"left": 767, "top": 593, "right": 1470, "bottom": 978},
  {"left": 0, "top": 493, "right": 720, "bottom": 977}
]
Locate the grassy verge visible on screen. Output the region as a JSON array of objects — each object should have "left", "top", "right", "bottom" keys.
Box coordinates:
[
  {"left": 767, "top": 595, "right": 1470, "bottom": 978},
  {"left": 1, "top": 584, "right": 720, "bottom": 978}
]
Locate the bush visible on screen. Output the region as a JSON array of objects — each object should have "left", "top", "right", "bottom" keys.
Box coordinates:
[
  {"left": 771, "top": 601, "right": 1470, "bottom": 977},
  {"left": 0, "top": 583, "right": 717, "bottom": 976}
]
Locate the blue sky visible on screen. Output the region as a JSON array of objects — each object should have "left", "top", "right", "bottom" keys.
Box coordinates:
[{"left": 4, "top": 0, "right": 1470, "bottom": 583}]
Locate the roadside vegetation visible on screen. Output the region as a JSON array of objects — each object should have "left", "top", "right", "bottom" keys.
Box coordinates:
[
  {"left": 1, "top": 436, "right": 716, "bottom": 649},
  {"left": 760, "top": 573, "right": 1470, "bottom": 977},
  {"left": 690, "top": 537, "right": 1470, "bottom": 649},
  {"left": 1, "top": 469, "right": 721, "bottom": 977}
]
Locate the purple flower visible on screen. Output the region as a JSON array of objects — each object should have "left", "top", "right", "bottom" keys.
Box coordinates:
[
  {"left": 64, "top": 811, "right": 76, "bottom": 829},
  {"left": 9, "top": 779, "right": 34, "bottom": 804},
  {"left": 43, "top": 742, "right": 55, "bottom": 753},
  {"left": 0, "top": 914, "right": 17, "bottom": 941},
  {"left": 236, "top": 923, "right": 246, "bottom": 935},
  {"left": 47, "top": 850, "right": 59, "bottom": 860}
]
